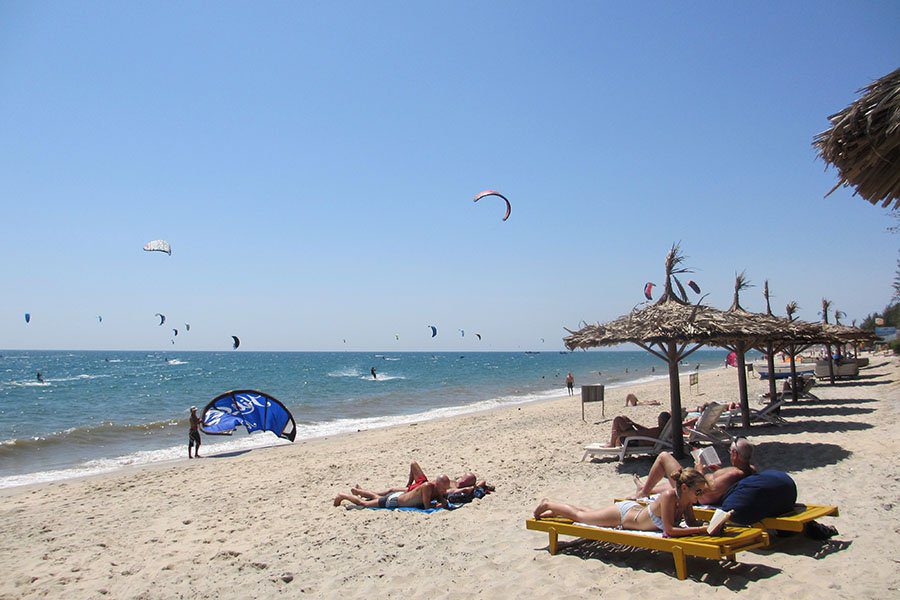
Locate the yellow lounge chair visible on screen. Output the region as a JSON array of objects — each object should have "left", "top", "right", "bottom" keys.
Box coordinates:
[
  {"left": 691, "top": 503, "right": 839, "bottom": 533},
  {"left": 614, "top": 499, "right": 839, "bottom": 533},
  {"left": 525, "top": 517, "right": 769, "bottom": 580}
]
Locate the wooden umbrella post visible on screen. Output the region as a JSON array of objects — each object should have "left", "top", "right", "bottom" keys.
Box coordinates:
[
  {"left": 667, "top": 342, "right": 686, "bottom": 459},
  {"left": 735, "top": 342, "right": 751, "bottom": 430}
]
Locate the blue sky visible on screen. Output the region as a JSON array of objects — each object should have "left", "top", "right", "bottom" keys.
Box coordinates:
[{"left": 2, "top": 2, "right": 898, "bottom": 351}]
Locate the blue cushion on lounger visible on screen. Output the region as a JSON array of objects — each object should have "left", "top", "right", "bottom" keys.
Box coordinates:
[{"left": 720, "top": 470, "right": 798, "bottom": 525}]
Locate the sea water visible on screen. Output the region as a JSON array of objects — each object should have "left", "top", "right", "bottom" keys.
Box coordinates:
[{"left": 0, "top": 349, "right": 734, "bottom": 488}]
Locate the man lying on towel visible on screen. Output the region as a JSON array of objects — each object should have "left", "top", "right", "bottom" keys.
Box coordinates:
[{"left": 334, "top": 475, "right": 453, "bottom": 509}]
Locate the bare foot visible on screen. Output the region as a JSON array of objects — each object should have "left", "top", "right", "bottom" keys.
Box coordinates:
[
  {"left": 626, "top": 474, "right": 643, "bottom": 499},
  {"left": 333, "top": 495, "right": 343, "bottom": 507},
  {"left": 351, "top": 486, "right": 363, "bottom": 497},
  {"left": 533, "top": 498, "right": 551, "bottom": 519}
]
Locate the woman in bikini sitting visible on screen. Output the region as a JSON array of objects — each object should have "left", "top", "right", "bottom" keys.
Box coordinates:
[{"left": 533, "top": 468, "right": 716, "bottom": 537}]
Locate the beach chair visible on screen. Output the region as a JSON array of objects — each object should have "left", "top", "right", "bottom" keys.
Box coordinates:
[
  {"left": 614, "top": 498, "right": 839, "bottom": 534},
  {"left": 582, "top": 419, "right": 674, "bottom": 462},
  {"left": 684, "top": 403, "right": 733, "bottom": 446},
  {"left": 757, "top": 376, "right": 819, "bottom": 403},
  {"left": 722, "top": 398, "right": 788, "bottom": 428},
  {"left": 525, "top": 517, "right": 770, "bottom": 580},
  {"left": 691, "top": 503, "right": 839, "bottom": 533}
]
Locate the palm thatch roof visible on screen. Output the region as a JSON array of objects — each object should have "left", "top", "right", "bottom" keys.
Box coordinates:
[
  {"left": 564, "top": 263, "right": 777, "bottom": 351},
  {"left": 813, "top": 67, "right": 900, "bottom": 209}
]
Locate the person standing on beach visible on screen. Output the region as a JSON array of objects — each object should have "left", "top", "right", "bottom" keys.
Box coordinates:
[
  {"left": 370, "top": 366, "right": 377, "bottom": 379},
  {"left": 36, "top": 371, "right": 43, "bottom": 383},
  {"left": 565, "top": 372, "right": 574, "bottom": 396},
  {"left": 188, "top": 406, "right": 202, "bottom": 458}
]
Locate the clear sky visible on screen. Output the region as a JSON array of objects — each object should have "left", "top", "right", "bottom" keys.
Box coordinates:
[{"left": 2, "top": 2, "right": 898, "bottom": 351}]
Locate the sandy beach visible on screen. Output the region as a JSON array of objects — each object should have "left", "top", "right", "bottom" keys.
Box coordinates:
[{"left": 1, "top": 356, "right": 897, "bottom": 599}]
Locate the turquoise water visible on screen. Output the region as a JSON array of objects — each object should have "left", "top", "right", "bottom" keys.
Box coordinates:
[{"left": 0, "top": 349, "right": 733, "bottom": 487}]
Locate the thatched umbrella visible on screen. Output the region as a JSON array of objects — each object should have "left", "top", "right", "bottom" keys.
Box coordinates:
[
  {"left": 813, "top": 67, "right": 900, "bottom": 209},
  {"left": 563, "top": 245, "right": 764, "bottom": 458}
]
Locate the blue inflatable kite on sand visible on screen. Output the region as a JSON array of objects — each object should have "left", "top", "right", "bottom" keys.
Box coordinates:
[{"left": 200, "top": 390, "right": 296, "bottom": 442}]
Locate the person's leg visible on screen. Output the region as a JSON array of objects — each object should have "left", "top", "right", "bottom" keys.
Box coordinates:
[
  {"left": 407, "top": 462, "right": 427, "bottom": 487},
  {"left": 334, "top": 492, "right": 378, "bottom": 507},
  {"left": 188, "top": 436, "right": 192, "bottom": 459},
  {"left": 350, "top": 486, "right": 386, "bottom": 500},
  {"left": 632, "top": 451, "right": 681, "bottom": 498},
  {"left": 455, "top": 472, "right": 476, "bottom": 488},
  {"left": 194, "top": 434, "right": 201, "bottom": 458},
  {"left": 533, "top": 499, "right": 622, "bottom": 527},
  {"left": 609, "top": 416, "right": 638, "bottom": 446}
]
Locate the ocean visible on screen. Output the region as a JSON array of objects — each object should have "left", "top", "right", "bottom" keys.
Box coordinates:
[{"left": 0, "top": 349, "right": 733, "bottom": 488}]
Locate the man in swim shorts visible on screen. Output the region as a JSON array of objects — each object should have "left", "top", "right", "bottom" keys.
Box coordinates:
[
  {"left": 188, "top": 406, "right": 202, "bottom": 458},
  {"left": 334, "top": 476, "right": 451, "bottom": 509},
  {"left": 351, "top": 461, "right": 477, "bottom": 498}
]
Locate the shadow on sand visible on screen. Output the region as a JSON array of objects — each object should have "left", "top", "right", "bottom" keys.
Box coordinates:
[
  {"left": 537, "top": 538, "right": 780, "bottom": 589},
  {"left": 753, "top": 441, "right": 851, "bottom": 471},
  {"left": 759, "top": 533, "right": 852, "bottom": 559},
  {"left": 742, "top": 420, "right": 873, "bottom": 438},
  {"left": 207, "top": 449, "right": 254, "bottom": 459},
  {"left": 780, "top": 406, "right": 875, "bottom": 418}
]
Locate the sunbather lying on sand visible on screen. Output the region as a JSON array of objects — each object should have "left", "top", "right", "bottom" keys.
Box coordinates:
[
  {"left": 629, "top": 438, "right": 755, "bottom": 504},
  {"left": 334, "top": 476, "right": 452, "bottom": 509},
  {"left": 624, "top": 393, "right": 660, "bottom": 407},
  {"left": 534, "top": 468, "right": 722, "bottom": 537},
  {"left": 352, "top": 461, "right": 478, "bottom": 497}
]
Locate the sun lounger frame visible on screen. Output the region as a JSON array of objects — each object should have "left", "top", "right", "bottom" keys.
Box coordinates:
[
  {"left": 691, "top": 503, "right": 839, "bottom": 532},
  {"left": 525, "top": 517, "right": 769, "bottom": 580},
  {"left": 614, "top": 499, "right": 839, "bottom": 533}
]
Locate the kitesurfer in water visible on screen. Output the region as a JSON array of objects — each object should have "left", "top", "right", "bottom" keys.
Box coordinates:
[
  {"left": 188, "top": 406, "right": 202, "bottom": 458},
  {"left": 370, "top": 367, "right": 377, "bottom": 379},
  {"left": 36, "top": 371, "right": 44, "bottom": 383}
]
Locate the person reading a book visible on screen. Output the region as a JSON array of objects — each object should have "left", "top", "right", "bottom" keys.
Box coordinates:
[
  {"left": 534, "top": 468, "right": 721, "bottom": 537},
  {"left": 629, "top": 438, "right": 755, "bottom": 505}
]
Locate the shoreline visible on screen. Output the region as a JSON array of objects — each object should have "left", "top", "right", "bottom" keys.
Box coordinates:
[{"left": 0, "top": 360, "right": 694, "bottom": 491}]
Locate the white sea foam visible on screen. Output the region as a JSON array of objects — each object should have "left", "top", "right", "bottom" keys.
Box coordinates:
[
  {"left": 166, "top": 359, "right": 188, "bottom": 365},
  {"left": 0, "top": 434, "right": 292, "bottom": 489},
  {"left": 361, "top": 374, "right": 405, "bottom": 381},
  {"left": 328, "top": 367, "right": 363, "bottom": 378}
]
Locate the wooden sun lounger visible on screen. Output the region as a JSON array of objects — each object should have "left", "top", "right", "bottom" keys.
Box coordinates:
[
  {"left": 614, "top": 499, "right": 839, "bottom": 533},
  {"left": 525, "top": 517, "right": 770, "bottom": 580},
  {"left": 692, "top": 503, "right": 839, "bottom": 533}
]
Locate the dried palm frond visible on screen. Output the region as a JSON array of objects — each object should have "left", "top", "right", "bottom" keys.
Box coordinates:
[{"left": 813, "top": 67, "right": 900, "bottom": 209}]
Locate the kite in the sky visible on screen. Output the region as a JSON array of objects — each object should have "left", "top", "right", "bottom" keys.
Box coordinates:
[
  {"left": 644, "top": 282, "right": 655, "bottom": 300},
  {"left": 185, "top": 323, "right": 191, "bottom": 332},
  {"left": 24, "top": 313, "right": 31, "bottom": 324},
  {"left": 540, "top": 338, "right": 545, "bottom": 343},
  {"left": 97, "top": 316, "right": 103, "bottom": 323},
  {"left": 688, "top": 280, "right": 701, "bottom": 294},
  {"left": 475, "top": 333, "right": 482, "bottom": 341},
  {"left": 143, "top": 240, "right": 172, "bottom": 255},
  {"left": 459, "top": 329, "right": 465, "bottom": 337},
  {"left": 173, "top": 328, "right": 179, "bottom": 337},
  {"left": 428, "top": 325, "right": 437, "bottom": 338},
  {"left": 473, "top": 190, "right": 511, "bottom": 222},
  {"left": 231, "top": 336, "right": 241, "bottom": 350},
  {"left": 155, "top": 313, "right": 166, "bottom": 326},
  {"left": 395, "top": 334, "right": 400, "bottom": 341},
  {"left": 200, "top": 389, "right": 296, "bottom": 442}
]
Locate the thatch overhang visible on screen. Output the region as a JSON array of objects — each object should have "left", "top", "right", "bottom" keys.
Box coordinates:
[{"left": 813, "top": 67, "right": 900, "bottom": 209}]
